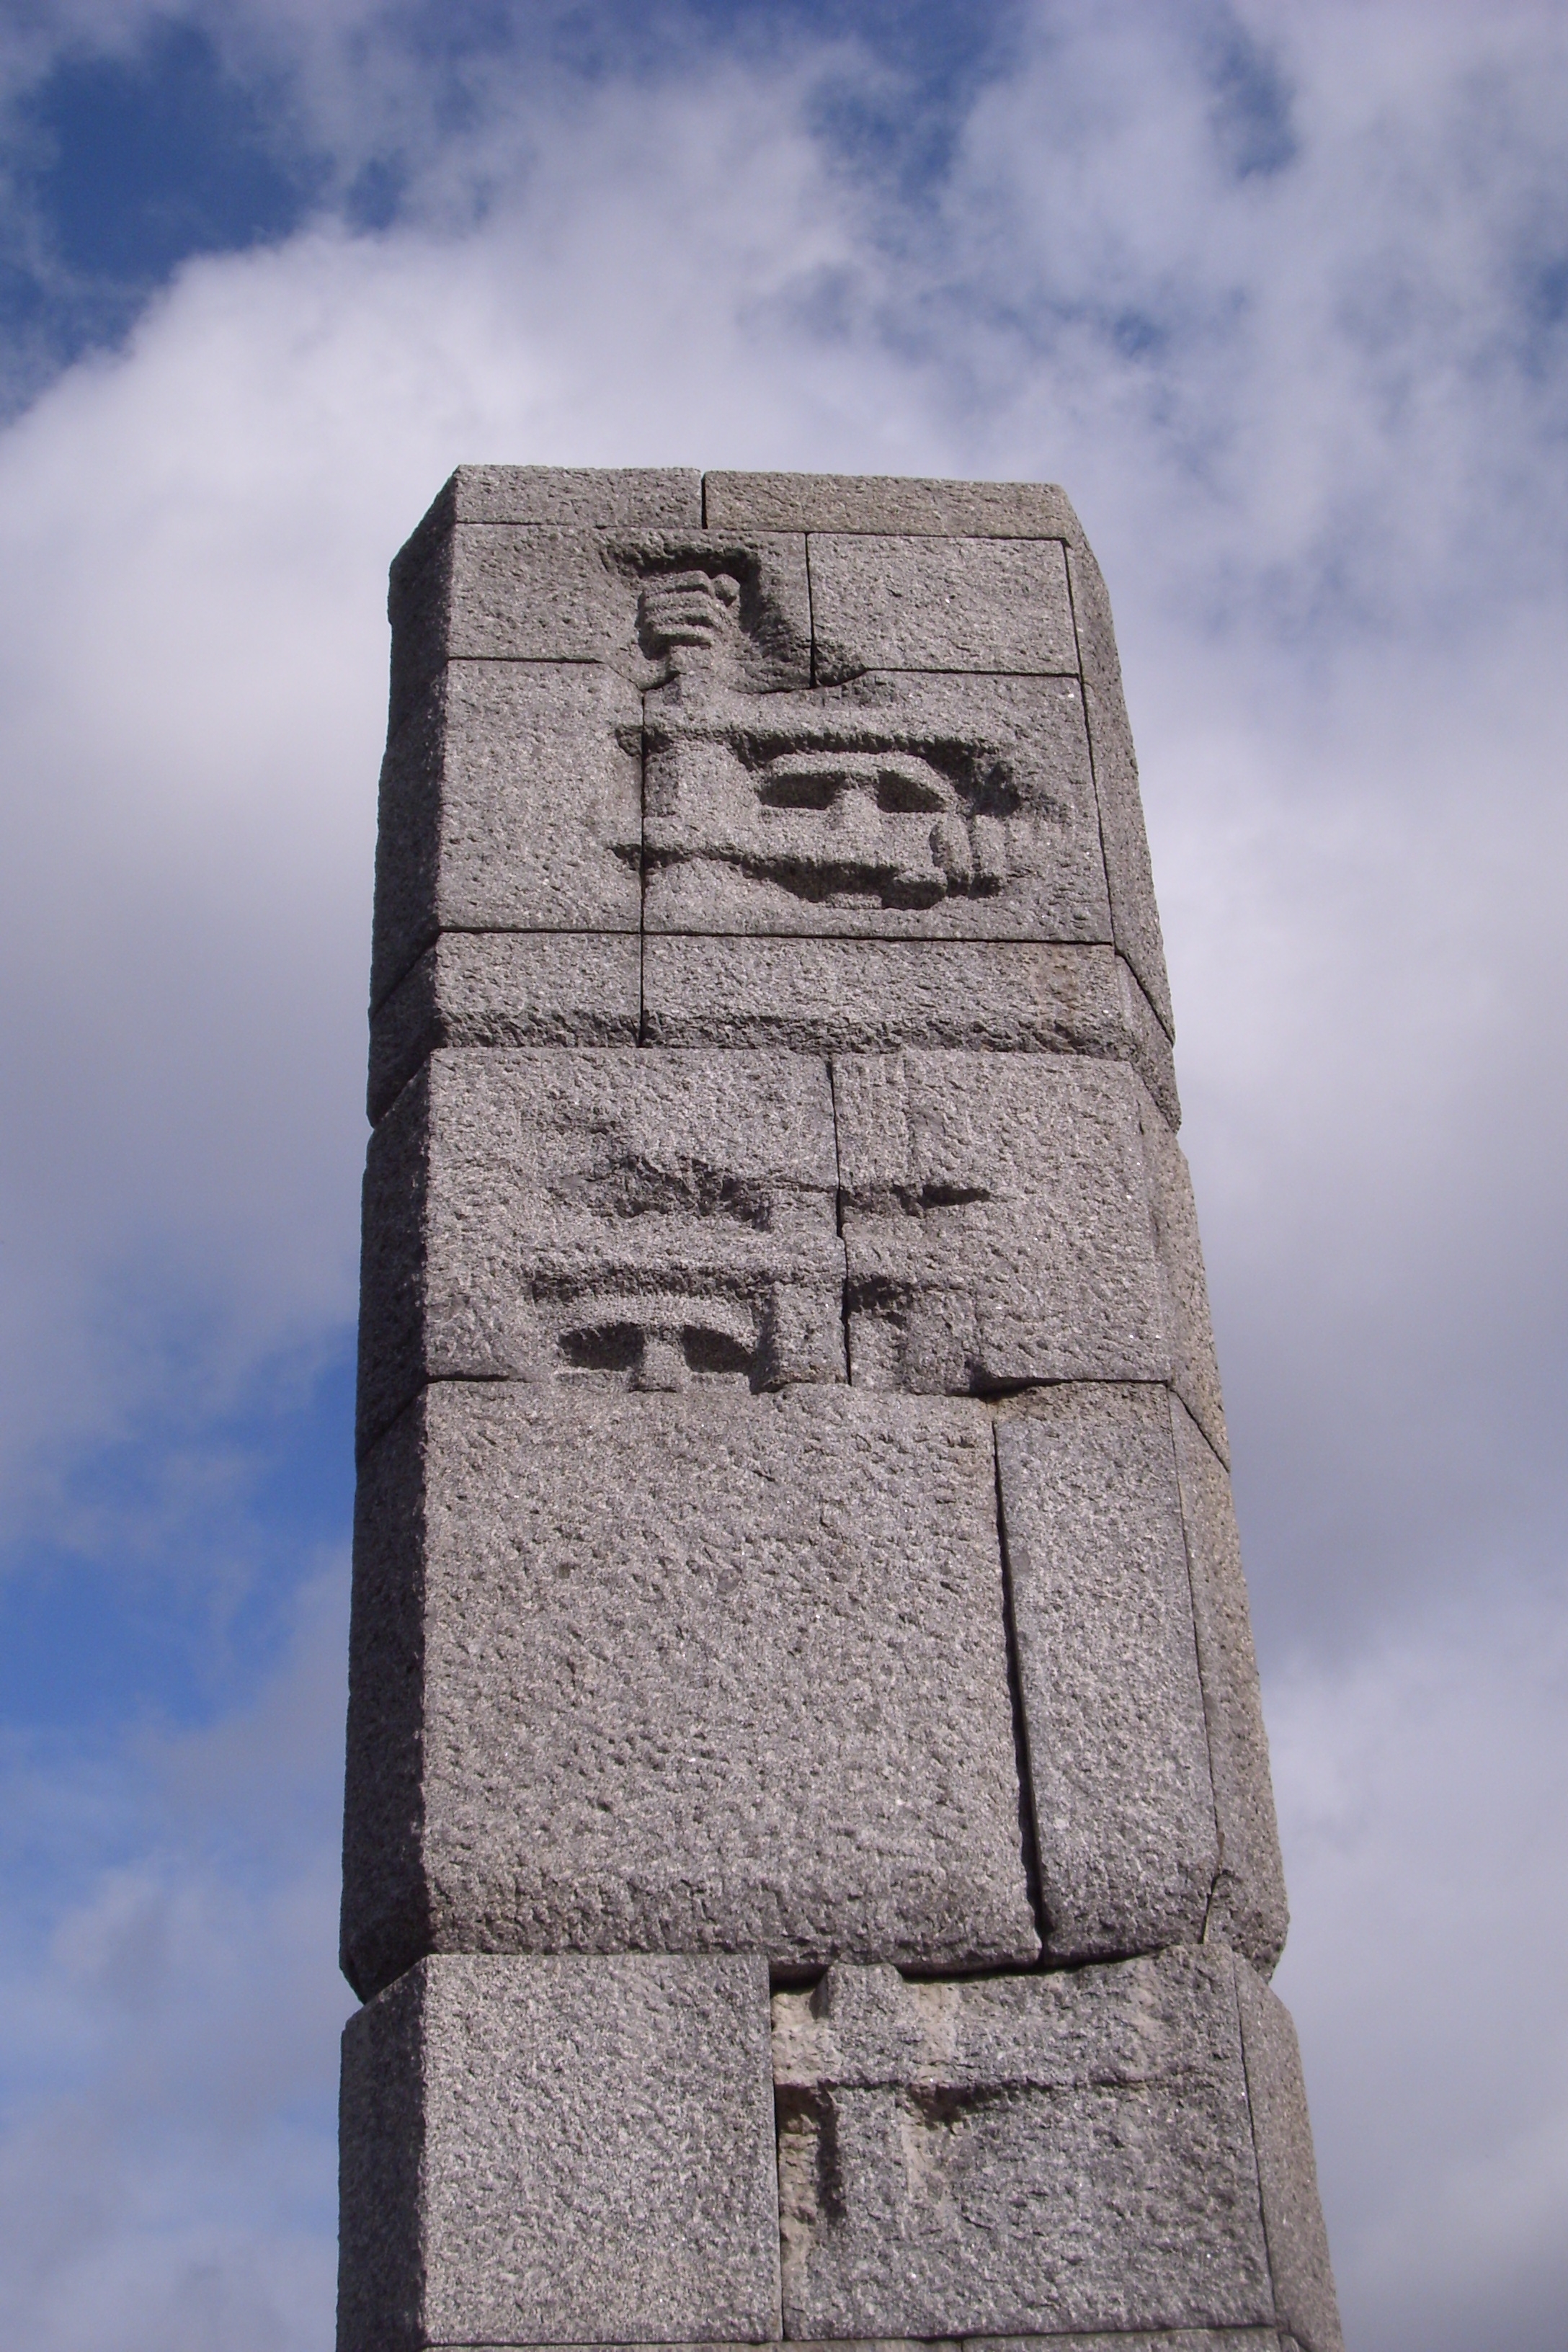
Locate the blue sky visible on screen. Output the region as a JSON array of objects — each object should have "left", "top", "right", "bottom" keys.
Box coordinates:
[{"left": 0, "top": 3, "right": 1565, "bottom": 2346}]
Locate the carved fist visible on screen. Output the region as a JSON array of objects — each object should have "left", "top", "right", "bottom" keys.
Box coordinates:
[{"left": 638, "top": 569, "right": 741, "bottom": 664}]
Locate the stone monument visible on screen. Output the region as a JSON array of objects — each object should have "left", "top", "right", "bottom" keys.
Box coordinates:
[{"left": 339, "top": 467, "right": 1342, "bottom": 2352}]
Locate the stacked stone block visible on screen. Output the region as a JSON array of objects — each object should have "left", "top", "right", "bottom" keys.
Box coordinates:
[{"left": 340, "top": 467, "right": 1340, "bottom": 2352}]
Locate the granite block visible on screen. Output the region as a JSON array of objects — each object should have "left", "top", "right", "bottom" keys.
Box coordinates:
[
  {"left": 811, "top": 535, "right": 1078, "bottom": 681},
  {"left": 772, "top": 1948, "right": 1275, "bottom": 2341},
  {"left": 440, "top": 463, "right": 703, "bottom": 529},
  {"left": 337, "top": 1948, "right": 423, "bottom": 2351},
  {"left": 1171, "top": 1399, "right": 1289, "bottom": 1976},
  {"left": 1137, "top": 1084, "right": 1228, "bottom": 1460},
  {"left": 1064, "top": 536, "right": 1172, "bottom": 1034},
  {"left": 995, "top": 1386, "right": 1219, "bottom": 1960},
  {"left": 1234, "top": 1963, "right": 1344, "bottom": 2352},
  {"left": 972, "top": 2335, "right": 1280, "bottom": 2350},
  {"left": 639, "top": 936, "right": 1174, "bottom": 1126},
  {"left": 337, "top": 1951, "right": 779, "bottom": 2351},
  {"left": 704, "top": 469, "right": 1079, "bottom": 538},
  {"left": 643, "top": 935, "right": 1124, "bottom": 1056},
  {"left": 832, "top": 1051, "right": 1170, "bottom": 1394},
  {"left": 643, "top": 669, "right": 1109, "bottom": 943},
  {"left": 341, "top": 1384, "right": 1039, "bottom": 1998},
  {"left": 370, "top": 660, "right": 641, "bottom": 1007},
  {"left": 390, "top": 525, "right": 811, "bottom": 707},
  {"left": 368, "top": 931, "right": 640, "bottom": 1121},
  {"left": 356, "top": 1046, "right": 846, "bottom": 1452},
  {"left": 1121, "top": 953, "right": 1181, "bottom": 1126},
  {"left": 388, "top": 471, "right": 703, "bottom": 616}
]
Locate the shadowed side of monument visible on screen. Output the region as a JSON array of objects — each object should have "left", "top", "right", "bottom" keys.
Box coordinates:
[{"left": 338, "top": 465, "right": 1340, "bottom": 2352}]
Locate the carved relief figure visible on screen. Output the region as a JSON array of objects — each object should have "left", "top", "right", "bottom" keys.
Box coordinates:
[
  {"left": 342, "top": 468, "right": 1341, "bottom": 2352},
  {"left": 643, "top": 677, "right": 1110, "bottom": 937}
]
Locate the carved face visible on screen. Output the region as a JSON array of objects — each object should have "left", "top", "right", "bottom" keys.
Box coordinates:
[
  {"left": 555, "top": 1292, "right": 758, "bottom": 1390},
  {"left": 641, "top": 673, "right": 1108, "bottom": 941},
  {"left": 518, "top": 1131, "right": 847, "bottom": 1391},
  {"left": 404, "top": 1051, "right": 849, "bottom": 1409},
  {"left": 644, "top": 710, "right": 1020, "bottom": 923},
  {"left": 545, "top": 1277, "right": 842, "bottom": 1393},
  {"left": 747, "top": 745, "right": 1008, "bottom": 906}
]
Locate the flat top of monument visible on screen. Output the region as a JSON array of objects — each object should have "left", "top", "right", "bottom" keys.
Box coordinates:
[{"left": 434, "top": 464, "right": 1079, "bottom": 539}]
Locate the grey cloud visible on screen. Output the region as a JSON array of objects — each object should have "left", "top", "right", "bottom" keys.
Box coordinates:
[
  {"left": 1269, "top": 1574, "right": 1568, "bottom": 2352},
  {"left": 1133, "top": 619, "right": 1568, "bottom": 1661},
  {"left": 1201, "top": 4, "right": 1299, "bottom": 181}
]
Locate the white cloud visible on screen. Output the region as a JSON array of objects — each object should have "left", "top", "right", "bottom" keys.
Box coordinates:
[
  {"left": 934, "top": 1, "right": 1568, "bottom": 604},
  {"left": 1271, "top": 1573, "right": 1568, "bottom": 2351},
  {"left": 1148, "top": 608, "right": 1568, "bottom": 1649},
  {"left": 4, "top": 0, "right": 1562, "bottom": 1591},
  {"left": 0, "top": 61, "right": 900, "bottom": 1507}
]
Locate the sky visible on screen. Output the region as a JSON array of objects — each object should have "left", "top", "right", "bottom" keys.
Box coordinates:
[{"left": 0, "top": 1, "right": 1564, "bottom": 2344}]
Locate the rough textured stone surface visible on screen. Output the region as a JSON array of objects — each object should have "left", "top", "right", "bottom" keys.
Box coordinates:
[
  {"left": 974, "top": 2337, "right": 1280, "bottom": 2351},
  {"left": 388, "top": 472, "right": 705, "bottom": 629},
  {"left": 341, "top": 1384, "right": 1039, "bottom": 1999},
  {"left": 1234, "top": 1963, "right": 1345, "bottom": 2352},
  {"left": 704, "top": 470, "right": 1080, "bottom": 538},
  {"left": 811, "top": 533, "right": 1078, "bottom": 682},
  {"left": 368, "top": 930, "right": 640, "bottom": 1121},
  {"left": 390, "top": 525, "right": 811, "bottom": 709},
  {"left": 1064, "top": 536, "right": 1172, "bottom": 1034},
  {"left": 772, "top": 1948, "right": 1275, "bottom": 2342},
  {"left": 832, "top": 1051, "right": 1170, "bottom": 1394},
  {"left": 453, "top": 2336, "right": 1282, "bottom": 2351},
  {"left": 1138, "top": 1084, "right": 1229, "bottom": 1460},
  {"left": 643, "top": 935, "right": 1125, "bottom": 1056},
  {"left": 440, "top": 463, "right": 703, "bottom": 529},
  {"left": 1121, "top": 954, "right": 1181, "bottom": 1126},
  {"left": 433, "top": 2343, "right": 1279, "bottom": 2352},
  {"left": 995, "top": 1386, "right": 1219, "bottom": 1960},
  {"left": 344, "top": 467, "right": 1335, "bottom": 2346},
  {"left": 1171, "top": 1399, "right": 1290, "bottom": 1976},
  {"left": 643, "top": 670, "right": 1110, "bottom": 943},
  {"left": 337, "top": 1949, "right": 424, "bottom": 2350},
  {"left": 337, "top": 1951, "right": 779, "bottom": 2352},
  {"left": 643, "top": 935, "right": 1175, "bottom": 1113},
  {"left": 450, "top": 2341, "right": 1280, "bottom": 2352},
  {"left": 357, "top": 1046, "right": 846, "bottom": 1452},
  {"left": 370, "top": 660, "right": 641, "bottom": 1008}
]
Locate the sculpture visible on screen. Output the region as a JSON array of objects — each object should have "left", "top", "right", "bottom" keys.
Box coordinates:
[{"left": 339, "top": 466, "right": 1341, "bottom": 2352}]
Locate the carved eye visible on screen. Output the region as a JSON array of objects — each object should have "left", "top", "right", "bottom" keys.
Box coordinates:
[
  {"left": 558, "top": 1324, "right": 643, "bottom": 1373},
  {"left": 757, "top": 749, "right": 953, "bottom": 816},
  {"left": 757, "top": 765, "right": 846, "bottom": 810},
  {"left": 875, "top": 762, "right": 950, "bottom": 814},
  {"left": 682, "top": 1327, "right": 756, "bottom": 1376}
]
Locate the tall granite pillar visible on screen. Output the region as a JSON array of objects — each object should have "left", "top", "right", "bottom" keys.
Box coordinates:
[{"left": 339, "top": 468, "right": 1342, "bottom": 2352}]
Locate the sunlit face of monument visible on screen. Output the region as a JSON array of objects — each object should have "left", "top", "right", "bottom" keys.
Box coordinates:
[{"left": 339, "top": 468, "right": 1342, "bottom": 2352}]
